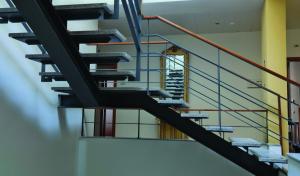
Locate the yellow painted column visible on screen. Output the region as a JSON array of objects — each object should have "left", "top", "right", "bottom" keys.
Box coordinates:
[{"left": 262, "top": 0, "right": 288, "bottom": 154}]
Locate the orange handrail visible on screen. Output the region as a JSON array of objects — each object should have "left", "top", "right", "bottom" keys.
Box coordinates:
[{"left": 143, "top": 15, "right": 300, "bottom": 88}]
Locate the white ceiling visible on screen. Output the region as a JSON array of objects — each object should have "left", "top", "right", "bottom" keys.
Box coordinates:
[{"left": 99, "top": 0, "right": 300, "bottom": 36}]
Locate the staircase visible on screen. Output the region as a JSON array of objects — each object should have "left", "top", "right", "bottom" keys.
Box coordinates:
[{"left": 1, "top": 0, "right": 298, "bottom": 176}]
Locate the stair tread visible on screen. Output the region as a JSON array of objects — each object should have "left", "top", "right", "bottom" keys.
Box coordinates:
[
  {"left": 249, "top": 148, "right": 287, "bottom": 163},
  {"left": 229, "top": 137, "right": 263, "bottom": 147},
  {"left": 52, "top": 87, "right": 171, "bottom": 98},
  {"left": 0, "top": 4, "right": 113, "bottom": 23},
  {"left": 205, "top": 126, "right": 234, "bottom": 133},
  {"left": 181, "top": 112, "right": 209, "bottom": 119},
  {"left": 157, "top": 99, "right": 189, "bottom": 108},
  {"left": 26, "top": 52, "right": 131, "bottom": 64},
  {"left": 9, "top": 30, "right": 126, "bottom": 45},
  {"left": 40, "top": 71, "right": 135, "bottom": 81}
]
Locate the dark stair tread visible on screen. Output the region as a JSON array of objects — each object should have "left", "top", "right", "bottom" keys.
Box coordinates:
[
  {"left": 9, "top": 30, "right": 126, "bottom": 45},
  {"left": 0, "top": 4, "right": 113, "bottom": 23},
  {"left": 157, "top": 99, "right": 189, "bottom": 108},
  {"left": 229, "top": 137, "right": 263, "bottom": 147},
  {"left": 26, "top": 52, "right": 131, "bottom": 64},
  {"left": 51, "top": 87, "right": 171, "bottom": 98},
  {"left": 40, "top": 71, "right": 135, "bottom": 81}
]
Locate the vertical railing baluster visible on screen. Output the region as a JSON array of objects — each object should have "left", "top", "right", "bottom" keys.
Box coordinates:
[
  {"left": 81, "top": 108, "right": 85, "bottom": 137},
  {"left": 147, "top": 19, "right": 150, "bottom": 95},
  {"left": 138, "top": 109, "right": 141, "bottom": 139},
  {"left": 266, "top": 110, "right": 269, "bottom": 140},
  {"left": 277, "top": 96, "right": 283, "bottom": 155},
  {"left": 121, "top": 0, "right": 141, "bottom": 81},
  {"left": 217, "top": 49, "right": 222, "bottom": 136},
  {"left": 113, "top": 0, "right": 120, "bottom": 19}
]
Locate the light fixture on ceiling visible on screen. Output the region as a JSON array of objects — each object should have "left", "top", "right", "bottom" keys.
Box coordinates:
[{"left": 229, "top": 22, "right": 235, "bottom": 25}]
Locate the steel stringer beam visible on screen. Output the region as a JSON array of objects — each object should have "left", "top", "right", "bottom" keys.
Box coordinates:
[{"left": 12, "top": 0, "right": 99, "bottom": 106}]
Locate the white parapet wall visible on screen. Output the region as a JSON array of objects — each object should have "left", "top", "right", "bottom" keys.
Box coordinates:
[
  {"left": 77, "top": 138, "right": 254, "bottom": 176},
  {"left": 288, "top": 153, "right": 300, "bottom": 176}
]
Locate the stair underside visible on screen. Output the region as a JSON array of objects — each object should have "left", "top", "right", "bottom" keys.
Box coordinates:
[
  {"left": 9, "top": 30, "right": 126, "bottom": 45},
  {"left": 26, "top": 52, "right": 131, "bottom": 64},
  {"left": 0, "top": 3, "right": 113, "bottom": 23},
  {"left": 52, "top": 87, "right": 171, "bottom": 98},
  {"left": 40, "top": 71, "right": 135, "bottom": 82}
]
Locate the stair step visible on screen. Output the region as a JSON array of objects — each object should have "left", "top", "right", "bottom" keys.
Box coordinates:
[
  {"left": 26, "top": 52, "right": 131, "bottom": 64},
  {"left": 229, "top": 137, "right": 263, "bottom": 148},
  {"left": 181, "top": 112, "right": 209, "bottom": 120},
  {"left": 166, "top": 80, "right": 183, "bottom": 85},
  {"left": 0, "top": 3, "right": 113, "bottom": 23},
  {"left": 157, "top": 99, "right": 189, "bottom": 108},
  {"left": 165, "top": 85, "right": 184, "bottom": 88},
  {"left": 169, "top": 91, "right": 184, "bottom": 95},
  {"left": 249, "top": 148, "right": 287, "bottom": 164},
  {"left": 9, "top": 30, "right": 126, "bottom": 45},
  {"left": 205, "top": 126, "right": 234, "bottom": 133},
  {"left": 52, "top": 87, "right": 171, "bottom": 98},
  {"left": 166, "top": 78, "right": 184, "bottom": 81},
  {"left": 168, "top": 73, "right": 183, "bottom": 77},
  {"left": 40, "top": 71, "right": 135, "bottom": 82},
  {"left": 166, "top": 88, "right": 184, "bottom": 91}
]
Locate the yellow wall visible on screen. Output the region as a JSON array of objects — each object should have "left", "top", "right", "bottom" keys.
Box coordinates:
[{"left": 262, "top": 0, "right": 288, "bottom": 154}]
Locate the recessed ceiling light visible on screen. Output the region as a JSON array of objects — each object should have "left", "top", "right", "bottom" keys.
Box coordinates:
[{"left": 229, "top": 22, "right": 235, "bottom": 25}]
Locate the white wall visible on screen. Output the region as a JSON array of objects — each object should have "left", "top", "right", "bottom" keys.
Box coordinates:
[
  {"left": 98, "top": 30, "right": 267, "bottom": 141},
  {"left": 77, "top": 138, "right": 253, "bottom": 176}
]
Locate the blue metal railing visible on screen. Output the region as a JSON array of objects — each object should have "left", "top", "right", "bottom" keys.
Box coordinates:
[{"left": 121, "top": 0, "right": 142, "bottom": 81}]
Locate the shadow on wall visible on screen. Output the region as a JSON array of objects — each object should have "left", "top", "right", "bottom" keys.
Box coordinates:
[{"left": 0, "top": 12, "right": 84, "bottom": 176}]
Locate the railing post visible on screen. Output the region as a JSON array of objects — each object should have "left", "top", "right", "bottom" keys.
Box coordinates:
[
  {"left": 277, "top": 96, "right": 283, "bottom": 155},
  {"left": 147, "top": 19, "right": 150, "bottom": 95},
  {"left": 113, "top": 0, "right": 120, "bottom": 19},
  {"left": 121, "top": 0, "right": 141, "bottom": 81},
  {"left": 217, "top": 49, "right": 222, "bottom": 135},
  {"left": 266, "top": 110, "right": 269, "bottom": 140},
  {"left": 138, "top": 109, "right": 141, "bottom": 139},
  {"left": 81, "top": 108, "right": 84, "bottom": 137}
]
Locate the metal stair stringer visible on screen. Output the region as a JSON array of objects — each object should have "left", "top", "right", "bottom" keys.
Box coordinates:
[
  {"left": 138, "top": 95, "right": 279, "bottom": 176},
  {"left": 88, "top": 92, "right": 279, "bottom": 176}
]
